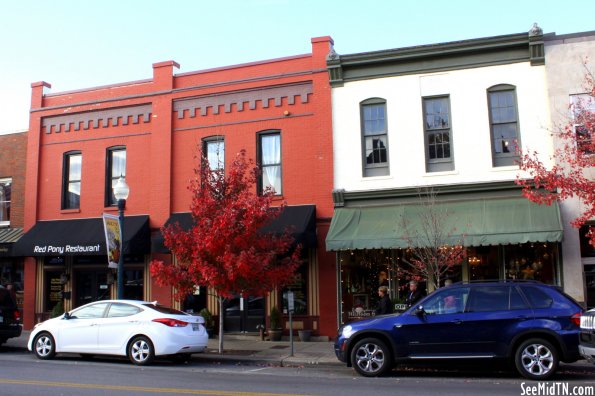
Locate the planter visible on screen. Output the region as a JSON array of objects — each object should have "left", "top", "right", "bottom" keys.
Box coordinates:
[
  {"left": 298, "top": 330, "right": 312, "bottom": 342},
  {"left": 268, "top": 329, "right": 283, "bottom": 341}
]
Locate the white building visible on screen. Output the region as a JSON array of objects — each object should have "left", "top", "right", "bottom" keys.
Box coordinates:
[{"left": 324, "top": 26, "right": 581, "bottom": 323}]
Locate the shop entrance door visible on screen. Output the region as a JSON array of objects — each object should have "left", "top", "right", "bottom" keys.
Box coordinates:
[
  {"left": 223, "top": 295, "right": 265, "bottom": 333},
  {"left": 74, "top": 271, "right": 110, "bottom": 308}
]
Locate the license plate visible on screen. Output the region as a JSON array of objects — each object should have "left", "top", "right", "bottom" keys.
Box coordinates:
[{"left": 192, "top": 323, "right": 199, "bottom": 331}]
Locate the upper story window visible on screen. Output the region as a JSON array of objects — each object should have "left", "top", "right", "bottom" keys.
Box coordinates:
[
  {"left": 257, "top": 131, "right": 281, "bottom": 195},
  {"left": 106, "top": 147, "right": 126, "bottom": 206},
  {"left": 423, "top": 96, "right": 454, "bottom": 172},
  {"left": 0, "top": 178, "right": 11, "bottom": 226},
  {"left": 361, "top": 98, "right": 389, "bottom": 177},
  {"left": 488, "top": 85, "right": 520, "bottom": 167},
  {"left": 203, "top": 136, "right": 225, "bottom": 172},
  {"left": 571, "top": 93, "right": 595, "bottom": 155},
  {"left": 62, "top": 151, "right": 82, "bottom": 210}
]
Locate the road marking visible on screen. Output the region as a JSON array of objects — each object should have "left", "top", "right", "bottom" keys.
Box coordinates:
[{"left": 0, "top": 379, "right": 309, "bottom": 395}]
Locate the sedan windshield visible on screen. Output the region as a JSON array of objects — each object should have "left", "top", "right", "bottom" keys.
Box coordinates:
[{"left": 142, "top": 304, "right": 188, "bottom": 315}]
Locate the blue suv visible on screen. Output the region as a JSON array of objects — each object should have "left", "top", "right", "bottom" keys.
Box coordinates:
[{"left": 334, "top": 281, "right": 583, "bottom": 380}]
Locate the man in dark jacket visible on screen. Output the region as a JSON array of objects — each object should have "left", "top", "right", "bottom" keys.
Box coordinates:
[
  {"left": 375, "top": 286, "right": 393, "bottom": 315},
  {"left": 405, "top": 280, "right": 424, "bottom": 307}
]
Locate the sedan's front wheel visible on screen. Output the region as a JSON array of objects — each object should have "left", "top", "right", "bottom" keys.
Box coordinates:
[
  {"left": 33, "top": 332, "right": 56, "bottom": 360},
  {"left": 350, "top": 337, "right": 393, "bottom": 377},
  {"left": 128, "top": 336, "right": 155, "bottom": 366}
]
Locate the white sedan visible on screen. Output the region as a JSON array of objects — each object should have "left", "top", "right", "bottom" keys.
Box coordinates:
[{"left": 28, "top": 300, "right": 208, "bottom": 365}]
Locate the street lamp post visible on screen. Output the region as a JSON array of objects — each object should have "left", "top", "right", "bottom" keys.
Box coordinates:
[{"left": 113, "top": 176, "right": 130, "bottom": 300}]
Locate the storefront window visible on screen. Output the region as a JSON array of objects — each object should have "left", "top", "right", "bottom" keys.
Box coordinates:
[
  {"left": 503, "top": 243, "right": 557, "bottom": 284},
  {"left": 282, "top": 263, "right": 308, "bottom": 315},
  {"left": 45, "top": 270, "right": 63, "bottom": 312},
  {"left": 339, "top": 250, "right": 404, "bottom": 323},
  {"left": 467, "top": 246, "right": 500, "bottom": 281},
  {"left": 338, "top": 242, "right": 561, "bottom": 324},
  {"left": 124, "top": 268, "right": 144, "bottom": 300}
]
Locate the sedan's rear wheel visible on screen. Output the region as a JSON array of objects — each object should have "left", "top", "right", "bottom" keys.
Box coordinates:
[
  {"left": 350, "top": 337, "right": 393, "bottom": 377},
  {"left": 515, "top": 338, "right": 558, "bottom": 380},
  {"left": 128, "top": 336, "right": 155, "bottom": 366},
  {"left": 33, "top": 332, "right": 56, "bottom": 360}
]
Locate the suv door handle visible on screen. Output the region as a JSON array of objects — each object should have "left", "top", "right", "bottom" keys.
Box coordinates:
[
  {"left": 516, "top": 315, "right": 529, "bottom": 320},
  {"left": 451, "top": 319, "right": 462, "bottom": 325}
]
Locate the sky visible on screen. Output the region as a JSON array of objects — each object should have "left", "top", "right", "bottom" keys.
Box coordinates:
[{"left": 1, "top": 0, "right": 594, "bottom": 135}]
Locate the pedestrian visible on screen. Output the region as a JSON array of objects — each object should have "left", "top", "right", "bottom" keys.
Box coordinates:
[
  {"left": 375, "top": 286, "right": 393, "bottom": 315},
  {"left": 405, "top": 280, "right": 423, "bottom": 307}
]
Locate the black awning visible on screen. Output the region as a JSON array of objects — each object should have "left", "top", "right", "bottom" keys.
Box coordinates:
[
  {"left": 12, "top": 216, "right": 150, "bottom": 257},
  {"left": 151, "top": 205, "right": 317, "bottom": 253},
  {"left": 0, "top": 227, "right": 23, "bottom": 257}
]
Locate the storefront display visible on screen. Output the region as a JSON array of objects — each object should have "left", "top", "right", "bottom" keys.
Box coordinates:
[{"left": 338, "top": 242, "right": 560, "bottom": 325}]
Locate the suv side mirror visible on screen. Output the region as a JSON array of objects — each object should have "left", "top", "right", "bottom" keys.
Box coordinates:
[{"left": 415, "top": 306, "right": 425, "bottom": 316}]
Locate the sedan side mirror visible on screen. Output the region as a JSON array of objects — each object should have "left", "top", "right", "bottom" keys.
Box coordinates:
[{"left": 63, "top": 312, "right": 71, "bottom": 320}]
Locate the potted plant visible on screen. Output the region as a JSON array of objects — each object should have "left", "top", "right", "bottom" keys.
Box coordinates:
[
  {"left": 268, "top": 306, "right": 283, "bottom": 341},
  {"left": 199, "top": 308, "right": 214, "bottom": 338}
]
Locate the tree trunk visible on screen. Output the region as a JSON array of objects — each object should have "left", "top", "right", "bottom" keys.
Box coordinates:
[{"left": 218, "top": 296, "right": 224, "bottom": 354}]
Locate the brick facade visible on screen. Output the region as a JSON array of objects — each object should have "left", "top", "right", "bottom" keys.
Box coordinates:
[{"left": 22, "top": 37, "right": 338, "bottom": 336}]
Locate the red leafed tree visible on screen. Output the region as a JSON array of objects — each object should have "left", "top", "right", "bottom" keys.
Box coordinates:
[
  {"left": 150, "top": 149, "right": 301, "bottom": 353},
  {"left": 399, "top": 189, "right": 467, "bottom": 292},
  {"left": 516, "top": 66, "right": 595, "bottom": 246}
]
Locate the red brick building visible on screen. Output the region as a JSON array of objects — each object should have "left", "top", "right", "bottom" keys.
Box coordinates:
[
  {"left": 0, "top": 131, "right": 27, "bottom": 314},
  {"left": 16, "top": 37, "right": 338, "bottom": 337}
]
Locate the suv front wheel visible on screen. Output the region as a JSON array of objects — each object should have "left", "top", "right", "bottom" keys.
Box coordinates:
[
  {"left": 350, "top": 337, "right": 393, "bottom": 377},
  {"left": 515, "top": 338, "right": 559, "bottom": 380}
]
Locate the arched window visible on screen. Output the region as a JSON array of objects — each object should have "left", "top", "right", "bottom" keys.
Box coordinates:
[
  {"left": 360, "top": 98, "right": 389, "bottom": 177},
  {"left": 487, "top": 84, "right": 520, "bottom": 167}
]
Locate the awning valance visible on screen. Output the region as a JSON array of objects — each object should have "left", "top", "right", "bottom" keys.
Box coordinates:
[
  {"left": 12, "top": 216, "right": 150, "bottom": 257},
  {"left": 325, "top": 198, "right": 563, "bottom": 251},
  {"left": 152, "top": 205, "right": 317, "bottom": 253}
]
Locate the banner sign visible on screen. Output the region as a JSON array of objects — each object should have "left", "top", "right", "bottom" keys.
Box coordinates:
[{"left": 102, "top": 213, "right": 121, "bottom": 269}]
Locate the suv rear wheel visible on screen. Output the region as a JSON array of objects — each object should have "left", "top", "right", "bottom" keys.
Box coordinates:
[
  {"left": 350, "top": 337, "right": 393, "bottom": 377},
  {"left": 515, "top": 338, "right": 559, "bottom": 380}
]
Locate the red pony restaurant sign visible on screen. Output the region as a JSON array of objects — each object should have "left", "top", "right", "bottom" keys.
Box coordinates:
[{"left": 102, "top": 213, "right": 121, "bottom": 269}]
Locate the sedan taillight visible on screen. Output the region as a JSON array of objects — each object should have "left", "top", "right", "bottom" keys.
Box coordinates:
[
  {"left": 571, "top": 312, "right": 582, "bottom": 327},
  {"left": 152, "top": 318, "right": 189, "bottom": 327}
]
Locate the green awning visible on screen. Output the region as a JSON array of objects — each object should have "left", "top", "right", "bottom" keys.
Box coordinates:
[{"left": 325, "top": 197, "right": 563, "bottom": 251}]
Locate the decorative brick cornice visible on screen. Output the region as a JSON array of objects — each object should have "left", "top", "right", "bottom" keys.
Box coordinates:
[
  {"left": 42, "top": 104, "right": 152, "bottom": 134},
  {"left": 173, "top": 82, "right": 312, "bottom": 119}
]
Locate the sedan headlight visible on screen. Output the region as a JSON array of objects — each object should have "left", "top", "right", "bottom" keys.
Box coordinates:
[{"left": 342, "top": 325, "right": 355, "bottom": 339}]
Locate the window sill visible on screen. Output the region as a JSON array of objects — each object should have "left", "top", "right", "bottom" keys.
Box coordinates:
[
  {"left": 60, "top": 209, "right": 81, "bottom": 214},
  {"left": 423, "top": 170, "right": 459, "bottom": 177},
  {"left": 491, "top": 165, "right": 519, "bottom": 172},
  {"left": 103, "top": 206, "right": 119, "bottom": 212},
  {"left": 361, "top": 175, "right": 393, "bottom": 181}
]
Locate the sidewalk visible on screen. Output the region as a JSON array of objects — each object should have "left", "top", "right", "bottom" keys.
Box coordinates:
[{"left": 5, "top": 330, "right": 341, "bottom": 368}]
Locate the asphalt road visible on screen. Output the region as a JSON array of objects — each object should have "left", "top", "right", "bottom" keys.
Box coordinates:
[{"left": 1, "top": 346, "right": 594, "bottom": 396}]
